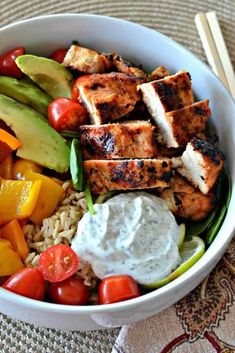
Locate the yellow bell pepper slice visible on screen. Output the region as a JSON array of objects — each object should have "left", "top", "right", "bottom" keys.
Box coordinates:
[
  {"left": 12, "top": 158, "right": 42, "bottom": 180},
  {"left": 0, "top": 238, "right": 23, "bottom": 276},
  {"left": 1, "top": 219, "right": 29, "bottom": 259},
  {"left": 24, "top": 171, "right": 64, "bottom": 225},
  {"left": 0, "top": 179, "right": 42, "bottom": 225}
]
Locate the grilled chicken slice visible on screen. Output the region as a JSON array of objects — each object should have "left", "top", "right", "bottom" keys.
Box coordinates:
[
  {"left": 76, "top": 73, "right": 143, "bottom": 124},
  {"left": 138, "top": 71, "right": 194, "bottom": 127},
  {"left": 80, "top": 121, "right": 158, "bottom": 160},
  {"left": 160, "top": 174, "right": 216, "bottom": 220},
  {"left": 112, "top": 54, "right": 147, "bottom": 78},
  {"left": 155, "top": 100, "right": 210, "bottom": 148},
  {"left": 84, "top": 158, "right": 172, "bottom": 194},
  {"left": 63, "top": 45, "right": 112, "bottom": 73},
  {"left": 177, "top": 138, "right": 224, "bottom": 194},
  {"left": 149, "top": 66, "right": 170, "bottom": 81}
]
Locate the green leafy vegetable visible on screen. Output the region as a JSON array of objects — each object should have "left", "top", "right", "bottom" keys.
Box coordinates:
[
  {"left": 205, "top": 206, "right": 227, "bottom": 244},
  {"left": 225, "top": 174, "right": 232, "bottom": 208},
  {"left": 61, "top": 130, "right": 80, "bottom": 139},
  {"left": 69, "top": 138, "right": 96, "bottom": 215},
  {"left": 95, "top": 191, "right": 117, "bottom": 204},
  {"left": 204, "top": 173, "right": 232, "bottom": 245},
  {"left": 70, "top": 138, "right": 84, "bottom": 191},
  {"left": 186, "top": 207, "right": 218, "bottom": 237},
  {"left": 85, "top": 183, "right": 96, "bottom": 215},
  {"left": 186, "top": 171, "right": 230, "bottom": 239}
]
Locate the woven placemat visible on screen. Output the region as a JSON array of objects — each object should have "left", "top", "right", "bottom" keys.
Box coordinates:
[{"left": 0, "top": 1, "right": 235, "bottom": 352}]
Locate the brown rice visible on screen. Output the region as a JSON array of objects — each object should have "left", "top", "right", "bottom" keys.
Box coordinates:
[{"left": 23, "top": 181, "right": 98, "bottom": 288}]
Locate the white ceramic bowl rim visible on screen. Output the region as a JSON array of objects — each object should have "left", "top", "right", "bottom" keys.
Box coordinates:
[{"left": 0, "top": 13, "right": 234, "bottom": 315}]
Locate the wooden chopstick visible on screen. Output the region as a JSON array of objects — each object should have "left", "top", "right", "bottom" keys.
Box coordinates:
[
  {"left": 194, "top": 13, "right": 229, "bottom": 90},
  {"left": 205, "top": 11, "right": 235, "bottom": 99}
]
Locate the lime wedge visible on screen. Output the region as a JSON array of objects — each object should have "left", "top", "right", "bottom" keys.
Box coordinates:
[
  {"left": 178, "top": 223, "right": 186, "bottom": 250},
  {"left": 143, "top": 236, "right": 205, "bottom": 289}
]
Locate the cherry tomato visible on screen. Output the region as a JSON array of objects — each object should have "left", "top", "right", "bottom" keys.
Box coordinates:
[
  {"left": 38, "top": 244, "right": 79, "bottom": 283},
  {"left": 48, "top": 276, "right": 89, "bottom": 305},
  {"left": 0, "top": 47, "right": 25, "bottom": 78},
  {"left": 49, "top": 48, "right": 67, "bottom": 63},
  {"left": 72, "top": 75, "right": 90, "bottom": 101},
  {"left": 2, "top": 268, "right": 45, "bottom": 300},
  {"left": 98, "top": 275, "right": 141, "bottom": 305},
  {"left": 48, "top": 98, "right": 88, "bottom": 132}
]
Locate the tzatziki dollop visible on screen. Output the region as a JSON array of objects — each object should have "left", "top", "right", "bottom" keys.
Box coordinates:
[{"left": 71, "top": 192, "right": 181, "bottom": 285}]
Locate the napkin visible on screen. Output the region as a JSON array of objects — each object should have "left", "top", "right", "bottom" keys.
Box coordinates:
[{"left": 112, "top": 238, "right": 235, "bottom": 353}]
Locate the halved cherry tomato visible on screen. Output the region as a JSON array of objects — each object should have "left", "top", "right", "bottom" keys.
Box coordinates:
[
  {"left": 98, "top": 275, "right": 141, "bottom": 305},
  {"left": 48, "top": 276, "right": 89, "bottom": 305},
  {"left": 49, "top": 48, "right": 68, "bottom": 63},
  {"left": 2, "top": 268, "right": 45, "bottom": 300},
  {"left": 72, "top": 75, "right": 90, "bottom": 101},
  {"left": 0, "top": 47, "right": 25, "bottom": 78},
  {"left": 38, "top": 244, "right": 79, "bottom": 282},
  {"left": 48, "top": 98, "right": 88, "bottom": 132}
]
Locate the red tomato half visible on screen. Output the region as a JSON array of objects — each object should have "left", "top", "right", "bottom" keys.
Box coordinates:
[
  {"left": 0, "top": 47, "right": 25, "bottom": 78},
  {"left": 2, "top": 268, "right": 46, "bottom": 300},
  {"left": 48, "top": 98, "right": 88, "bottom": 132},
  {"left": 72, "top": 75, "right": 90, "bottom": 101},
  {"left": 48, "top": 277, "right": 89, "bottom": 305},
  {"left": 49, "top": 48, "right": 68, "bottom": 63},
  {"left": 38, "top": 244, "right": 79, "bottom": 283},
  {"left": 98, "top": 275, "right": 141, "bottom": 305}
]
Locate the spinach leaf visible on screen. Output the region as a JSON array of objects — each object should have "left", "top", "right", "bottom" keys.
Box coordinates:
[
  {"left": 61, "top": 130, "right": 80, "bottom": 139},
  {"left": 205, "top": 205, "right": 227, "bottom": 244},
  {"left": 85, "top": 183, "right": 96, "bottom": 215},
  {"left": 204, "top": 173, "right": 232, "bottom": 245},
  {"left": 70, "top": 138, "right": 84, "bottom": 191},
  {"left": 95, "top": 191, "right": 117, "bottom": 204},
  {"left": 186, "top": 207, "right": 218, "bottom": 237}
]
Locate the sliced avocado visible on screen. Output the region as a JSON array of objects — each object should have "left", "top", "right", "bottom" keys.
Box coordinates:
[
  {"left": 0, "top": 94, "right": 69, "bottom": 173},
  {"left": 0, "top": 76, "right": 52, "bottom": 116},
  {"left": 16, "top": 55, "right": 73, "bottom": 99}
]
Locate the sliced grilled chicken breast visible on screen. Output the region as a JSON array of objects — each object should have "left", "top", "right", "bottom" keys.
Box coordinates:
[
  {"left": 160, "top": 174, "right": 216, "bottom": 220},
  {"left": 155, "top": 100, "right": 210, "bottom": 148},
  {"left": 80, "top": 121, "right": 158, "bottom": 160},
  {"left": 138, "top": 70, "right": 194, "bottom": 114},
  {"left": 112, "top": 54, "right": 147, "bottom": 78},
  {"left": 177, "top": 138, "right": 224, "bottom": 194},
  {"left": 83, "top": 158, "right": 172, "bottom": 194},
  {"left": 76, "top": 73, "right": 143, "bottom": 124},
  {"left": 63, "top": 45, "right": 112, "bottom": 73},
  {"left": 149, "top": 66, "right": 170, "bottom": 81}
]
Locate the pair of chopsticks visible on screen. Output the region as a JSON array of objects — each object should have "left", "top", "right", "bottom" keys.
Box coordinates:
[{"left": 195, "top": 11, "right": 235, "bottom": 99}]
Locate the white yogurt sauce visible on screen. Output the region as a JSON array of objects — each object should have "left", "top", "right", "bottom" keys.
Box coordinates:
[{"left": 71, "top": 192, "right": 181, "bottom": 285}]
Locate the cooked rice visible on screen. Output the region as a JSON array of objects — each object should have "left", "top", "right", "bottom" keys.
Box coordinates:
[{"left": 23, "top": 181, "right": 98, "bottom": 288}]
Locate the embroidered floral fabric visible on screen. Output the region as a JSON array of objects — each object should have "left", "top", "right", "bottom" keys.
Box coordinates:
[{"left": 0, "top": 1, "right": 235, "bottom": 352}]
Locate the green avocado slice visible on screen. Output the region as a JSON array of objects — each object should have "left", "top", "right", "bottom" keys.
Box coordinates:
[
  {"left": 0, "top": 94, "right": 70, "bottom": 173},
  {"left": 16, "top": 55, "right": 73, "bottom": 99},
  {"left": 0, "top": 76, "right": 52, "bottom": 116}
]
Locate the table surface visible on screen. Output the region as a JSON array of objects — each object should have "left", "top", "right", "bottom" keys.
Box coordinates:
[{"left": 0, "top": 1, "right": 235, "bottom": 352}]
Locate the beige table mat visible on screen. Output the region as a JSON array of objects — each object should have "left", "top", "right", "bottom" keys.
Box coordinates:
[{"left": 0, "top": 0, "right": 235, "bottom": 352}]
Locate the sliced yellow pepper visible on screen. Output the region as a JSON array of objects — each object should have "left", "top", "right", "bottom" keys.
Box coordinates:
[
  {"left": 1, "top": 219, "right": 29, "bottom": 259},
  {"left": 24, "top": 171, "right": 64, "bottom": 225},
  {"left": 0, "top": 179, "right": 42, "bottom": 225},
  {"left": 12, "top": 158, "right": 42, "bottom": 180},
  {"left": 0, "top": 239, "right": 23, "bottom": 276}
]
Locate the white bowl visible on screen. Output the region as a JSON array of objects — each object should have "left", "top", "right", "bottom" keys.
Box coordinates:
[{"left": 0, "top": 14, "right": 234, "bottom": 331}]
